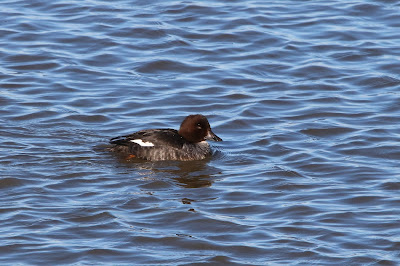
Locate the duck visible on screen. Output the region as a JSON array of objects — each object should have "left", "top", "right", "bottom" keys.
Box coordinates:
[{"left": 109, "top": 114, "right": 222, "bottom": 161}]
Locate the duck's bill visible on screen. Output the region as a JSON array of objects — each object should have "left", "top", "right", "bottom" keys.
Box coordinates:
[{"left": 206, "top": 130, "right": 222, "bottom": 141}]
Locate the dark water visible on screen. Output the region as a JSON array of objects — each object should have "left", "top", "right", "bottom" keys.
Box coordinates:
[{"left": 1, "top": 0, "right": 400, "bottom": 264}]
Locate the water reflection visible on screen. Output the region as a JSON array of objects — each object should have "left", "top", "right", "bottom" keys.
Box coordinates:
[
  {"left": 171, "top": 161, "right": 217, "bottom": 188},
  {"left": 113, "top": 156, "right": 220, "bottom": 188}
]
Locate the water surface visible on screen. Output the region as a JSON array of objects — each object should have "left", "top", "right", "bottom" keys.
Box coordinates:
[{"left": 1, "top": 0, "right": 400, "bottom": 264}]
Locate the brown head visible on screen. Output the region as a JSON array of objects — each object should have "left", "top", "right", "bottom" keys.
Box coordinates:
[{"left": 178, "top": 114, "right": 222, "bottom": 143}]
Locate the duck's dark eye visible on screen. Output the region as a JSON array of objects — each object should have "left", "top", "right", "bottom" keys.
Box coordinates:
[{"left": 197, "top": 123, "right": 202, "bottom": 129}]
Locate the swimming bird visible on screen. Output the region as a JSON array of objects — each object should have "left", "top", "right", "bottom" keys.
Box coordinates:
[{"left": 109, "top": 114, "right": 222, "bottom": 161}]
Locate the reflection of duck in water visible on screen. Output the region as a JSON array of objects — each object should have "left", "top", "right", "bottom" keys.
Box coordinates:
[
  {"left": 109, "top": 114, "right": 222, "bottom": 161},
  {"left": 124, "top": 159, "right": 219, "bottom": 189},
  {"left": 172, "top": 160, "right": 218, "bottom": 188}
]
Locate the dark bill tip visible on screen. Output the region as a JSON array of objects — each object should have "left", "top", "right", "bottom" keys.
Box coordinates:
[{"left": 206, "top": 130, "right": 222, "bottom": 141}]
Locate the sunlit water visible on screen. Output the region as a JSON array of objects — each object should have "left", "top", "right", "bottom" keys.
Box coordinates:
[{"left": 1, "top": 0, "right": 400, "bottom": 264}]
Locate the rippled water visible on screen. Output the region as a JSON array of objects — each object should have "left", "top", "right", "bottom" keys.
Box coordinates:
[{"left": 1, "top": 0, "right": 400, "bottom": 264}]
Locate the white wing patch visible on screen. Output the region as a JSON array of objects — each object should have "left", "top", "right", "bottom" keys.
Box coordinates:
[{"left": 131, "top": 139, "right": 155, "bottom": 147}]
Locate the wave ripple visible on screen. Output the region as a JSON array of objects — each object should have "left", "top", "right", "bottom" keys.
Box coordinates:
[{"left": 1, "top": 0, "right": 400, "bottom": 265}]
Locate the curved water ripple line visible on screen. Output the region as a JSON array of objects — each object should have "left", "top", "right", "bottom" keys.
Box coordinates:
[{"left": 1, "top": 0, "right": 400, "bottom": 265}]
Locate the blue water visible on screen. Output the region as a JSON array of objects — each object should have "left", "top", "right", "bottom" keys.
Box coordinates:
[{"left": 1, "top": 0, "right": 400, "bottom": 264}]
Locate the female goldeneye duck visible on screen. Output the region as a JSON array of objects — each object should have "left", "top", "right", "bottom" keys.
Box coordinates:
[{"left": 109, "top": 114, "right": 222, "bottom": 161}]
